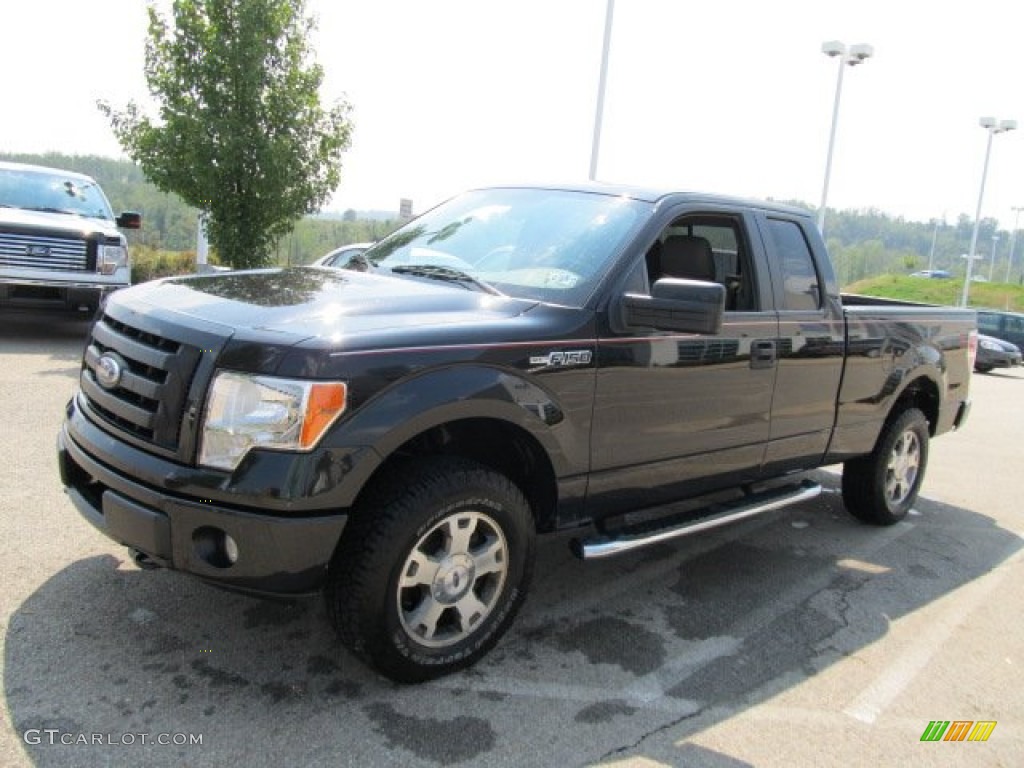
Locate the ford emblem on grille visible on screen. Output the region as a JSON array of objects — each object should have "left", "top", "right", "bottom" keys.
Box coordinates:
[
  {"left": 95, "top": 353, "right": 125, "bottom": 390},
  {"left": 26, "top": 244, "right": 51, "bottom": 257}
]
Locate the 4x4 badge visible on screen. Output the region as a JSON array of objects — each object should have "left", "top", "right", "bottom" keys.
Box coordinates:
[{"left": 529, "top": 350, "right": 593, "bottom": 367}]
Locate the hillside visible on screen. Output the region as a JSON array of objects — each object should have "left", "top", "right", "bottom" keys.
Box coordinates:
[
  {"left": 2, "top": 151, "right": 199, "bottom": 251},
  {"left": 846, "top": 274, "right": 1024, "bottom": 311},
  {"left": 0, "top": 152, "right": 400, "bottom": 264},
  {"left": 3, "top": 152, "right": 1022, "bottom": 284}
]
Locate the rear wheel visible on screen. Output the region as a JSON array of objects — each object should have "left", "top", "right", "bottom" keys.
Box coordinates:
[
  {"left": 842, "top": 408, "right": 929, "bottom": 525},
  {"left": 326, "top": 457, "right": 534, "bottom": 682}
]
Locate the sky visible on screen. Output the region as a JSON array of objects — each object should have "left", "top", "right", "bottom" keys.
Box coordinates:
[{"left": 3, "top": 0, "right": 1023, "bottom": 230}]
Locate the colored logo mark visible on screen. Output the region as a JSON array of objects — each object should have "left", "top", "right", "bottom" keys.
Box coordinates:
[{"left": 920, "top": 720, "right": 996, "bottom": 742}]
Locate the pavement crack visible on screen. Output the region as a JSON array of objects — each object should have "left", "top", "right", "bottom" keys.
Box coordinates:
[{"left": 598, "top": 705, "right": 706, "bottom": 761}]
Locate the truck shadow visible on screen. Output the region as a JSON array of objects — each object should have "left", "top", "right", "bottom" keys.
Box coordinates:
[
  {"left": 0, "top": 310, "right": 94, "bottom": 341},
  {"left": 6, "top": 470, "right": 1020, "bottom": 767},
  {"left": 975, "top": 369, "right": 1023, "bottom": 380},
  {"left": 0, "top": 310, "right": 92, "bottom": 379}
]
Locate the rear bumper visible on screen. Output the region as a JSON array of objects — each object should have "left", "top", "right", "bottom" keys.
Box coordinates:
[{"left": 57, "top": 424, "right": 348, "bottom": 595}]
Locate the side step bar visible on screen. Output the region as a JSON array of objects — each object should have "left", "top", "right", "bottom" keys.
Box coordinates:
[{"left": 571, "top": 480, "right": 822, "bottom": 560}]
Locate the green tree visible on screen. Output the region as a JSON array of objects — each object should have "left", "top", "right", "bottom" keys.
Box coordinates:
[{"left": 98, "top": 0, "right": 353, "bottom": 268}]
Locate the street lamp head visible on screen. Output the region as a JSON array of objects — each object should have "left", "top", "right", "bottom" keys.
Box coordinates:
[
  {"left": 847, "top": 43, "right": 874, "bottom": 65},
  {"left": 997, "top": 119, "right": 1017, "bottom": 133},
  {"left": 822, "top": 40, "right": 846, "bottom": 57},
  {"left": 979, "top": 116, "right": 997, "bottom": 129}
]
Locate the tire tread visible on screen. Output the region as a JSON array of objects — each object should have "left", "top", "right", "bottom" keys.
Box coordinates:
[
  {"left": 842, "top": 407, "right": 929, "bottom": 526},
  {"left": 325, "top": 456, "right": 533, "bottom": 681}
]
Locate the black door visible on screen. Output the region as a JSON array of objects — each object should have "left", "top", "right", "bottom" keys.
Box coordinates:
[{"left": 588, "top": 210, "right": 779, "bottom": 516}]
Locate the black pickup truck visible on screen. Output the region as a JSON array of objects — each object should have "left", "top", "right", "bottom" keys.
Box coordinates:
[{"left": 58, "top": 184, "right": 975, "bottom": 682}]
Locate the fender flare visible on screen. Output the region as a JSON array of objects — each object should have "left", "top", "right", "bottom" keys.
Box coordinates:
[{"left": 325, "top": 365, "right": 581, "bottom": 507}]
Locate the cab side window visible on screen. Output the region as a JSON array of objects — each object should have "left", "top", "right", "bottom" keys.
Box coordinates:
[
  {"left": 644, "top": 216, "right": 758, "bottom": 311},
  {"left": 977, "top": 312, "right": 1000, "bottom": 333},
  {"left": 766, "top": 218, "right": 821, "bottom": 311}
]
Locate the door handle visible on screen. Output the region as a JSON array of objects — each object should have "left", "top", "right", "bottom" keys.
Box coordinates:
[{"left": 750, "top": 340, "right": 776, "bottom": 369}]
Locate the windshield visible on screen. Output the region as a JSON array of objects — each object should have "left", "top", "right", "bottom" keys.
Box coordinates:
[
  {"left": 0, "top": 167, "right": 115, "bottom": 220},
  {"left": 364, "top": 188, "right": 651, "bottom": 306}
]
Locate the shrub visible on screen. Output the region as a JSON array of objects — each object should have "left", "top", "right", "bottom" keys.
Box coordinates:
[{"left": 131, "top": 247, "right": 222, "bottom": 283}]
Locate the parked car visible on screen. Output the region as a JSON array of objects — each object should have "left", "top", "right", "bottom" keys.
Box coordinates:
[
  {"left": 974, "top": 333, "right": 1022, "bottom": 373},
  {"left": 311, "top": 242, "right": 373, "bottom": 269},
  {"left": 910, "top": 269, "right": 951, "bottom": 279},
  {"left": 976, "top": 308, "right": 1024, "bottom": 349}
]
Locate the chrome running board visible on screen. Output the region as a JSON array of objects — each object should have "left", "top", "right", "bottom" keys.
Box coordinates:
[{"left": 571, "top": 480, "right": 822, "bottom": 560}]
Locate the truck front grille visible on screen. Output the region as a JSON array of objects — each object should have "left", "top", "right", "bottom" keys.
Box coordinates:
[
  {"left": 0, "top": 232, "right": 90, "bottom": 272},
  {"left": 80, "top": 313, "right": 203, "bottom": 452}
]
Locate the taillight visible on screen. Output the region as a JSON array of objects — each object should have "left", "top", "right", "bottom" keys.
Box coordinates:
[{"left": 967, "top": 330, "right": 978, "bottom": 370}]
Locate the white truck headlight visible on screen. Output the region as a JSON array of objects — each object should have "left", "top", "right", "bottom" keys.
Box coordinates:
[
  {"left": 199, "top": 371, "right": 347, "bottom": 471},
  {"left": 99, "top": 244, "right": 128, "bottom": 275}
]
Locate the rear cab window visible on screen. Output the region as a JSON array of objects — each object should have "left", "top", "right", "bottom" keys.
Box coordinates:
[{"left": 764, "top": 218, "right": 822, "bottom": 311}]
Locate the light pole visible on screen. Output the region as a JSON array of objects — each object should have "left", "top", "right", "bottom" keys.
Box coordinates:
[
  {"left": 817, "top": 40, "right": 874, "bottom": 234},
  {"left": 589, "top": 0, "right": 615, "bottom": 181},
  {"left": 927, "top": 214, "right": 945, "bottom": 272},
  {"left": 989, "top": 236, "right": 999, "bottom": 282},
  {"left": 1006, "top": 206, "right": 1023, "bottom": 284},
  {"left": 961, "top": 117, "right": 1017, "bottom": 307}
]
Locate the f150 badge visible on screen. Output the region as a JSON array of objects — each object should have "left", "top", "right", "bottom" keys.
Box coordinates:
[{"left": 529, "top": 349, "right": 593, "bottom": 367}]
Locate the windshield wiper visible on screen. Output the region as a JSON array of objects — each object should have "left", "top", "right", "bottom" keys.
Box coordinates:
[
  {"left": 389, "top": 265, "right": 503, "bottom": 296},
  {"left": 23, "top": 206, "right": 81, "bottom": 216}
]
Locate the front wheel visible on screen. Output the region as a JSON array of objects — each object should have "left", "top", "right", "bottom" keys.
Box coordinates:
[
  {"left": 842, "top": 408, "right": 930, "bottom": 525},
  {"left": 325, "top": 457, "right": 535, "bottom": 683}
]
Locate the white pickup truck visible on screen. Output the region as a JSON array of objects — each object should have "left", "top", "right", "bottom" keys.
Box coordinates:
[{"left": 0, "top": 160, "right": 141, "bottom": 313}]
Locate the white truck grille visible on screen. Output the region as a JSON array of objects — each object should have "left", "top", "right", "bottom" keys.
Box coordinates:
[{"left": 0, "top": 232, "right": 89, "bottom": 272}]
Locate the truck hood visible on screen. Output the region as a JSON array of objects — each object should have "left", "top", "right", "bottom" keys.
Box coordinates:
[
  {"left": 125, "top": 267, "right": 538, "bottom": 340},
  {"left": 0, "top": 206, "right": 121, "bottom": 239}
]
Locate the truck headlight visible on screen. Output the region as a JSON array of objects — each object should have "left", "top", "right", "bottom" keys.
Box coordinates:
[
  {"left": 978, "top": 339, "right": 1000, "bottom": 351},
  {"left": 198, "top": 371, "right": 347, "bottom": 471},
  {"left": 99, "top": 244, "right": 128, "bottom": 275}
]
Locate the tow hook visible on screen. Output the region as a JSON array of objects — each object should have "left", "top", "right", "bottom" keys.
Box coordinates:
[{"left": 130, "top": 548, "right": 162, "bottom": 571}]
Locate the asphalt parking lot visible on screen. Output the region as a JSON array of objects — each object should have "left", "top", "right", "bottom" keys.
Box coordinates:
[{"left": 1, "top": 311, "right": 1022, "bottom": 767}]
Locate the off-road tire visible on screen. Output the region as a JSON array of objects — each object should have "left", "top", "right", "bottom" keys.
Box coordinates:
[
  {"left": 325, "top": 457, "right": 534, "bottom": 683},
  {"left": 842, "top": 408, "right": 929, "bottom": 525}
]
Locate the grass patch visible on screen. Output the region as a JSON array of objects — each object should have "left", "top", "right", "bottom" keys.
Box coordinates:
[{"left": 845, "top": 274, "right": 1024, "bottom": 311}]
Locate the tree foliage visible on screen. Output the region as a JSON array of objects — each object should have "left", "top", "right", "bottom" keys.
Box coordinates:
[{"left": 98, "top": 0, "right": 353, "bottom": 268}]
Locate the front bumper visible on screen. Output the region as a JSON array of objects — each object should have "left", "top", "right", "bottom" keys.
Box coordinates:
[
  {"left": 976, "top": 350, "right": 1022, "bottom": 369},
  {"left": 0, "top": 279, "right": 124, "bottom": 312},
  {"left": 57, "top": 423, "right": 349, "bottom": 596}
]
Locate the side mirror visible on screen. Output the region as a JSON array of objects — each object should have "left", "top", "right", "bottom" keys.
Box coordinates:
[
  {"left": 621, "top": 278, "right": 725, "bottom": 335},
  {"left": 116, "top": 211, "right": 142, "bottom": 230}
]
